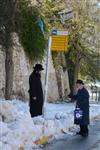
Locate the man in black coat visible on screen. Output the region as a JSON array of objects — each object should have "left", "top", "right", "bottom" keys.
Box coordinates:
[
  {"left": 28, "top": 64, "right": 44, "bottom": 117},
  {"left": 74, "top": 80, "right": 90, "bottom": 137}
]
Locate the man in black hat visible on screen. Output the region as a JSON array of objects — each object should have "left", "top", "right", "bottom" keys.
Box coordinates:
[
  {"left": 28, "top": 64, "right": 44, "bottom": 117},
  {"left": 74, "top": 79, "right": 90, "bottom": 137}
]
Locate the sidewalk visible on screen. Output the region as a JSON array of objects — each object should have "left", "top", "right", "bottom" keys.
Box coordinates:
[
  {"left": 32, "top": 102, "right": 100, "bottom": 145},
  {"left": 42, "top": 118, "right": 100, "bottom": 150},
  {"left": 45, "top": 102, "right": 100, "bottom": 119}
]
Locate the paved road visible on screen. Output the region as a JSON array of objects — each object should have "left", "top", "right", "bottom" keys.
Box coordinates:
[
  {"left": 43, "top": 119, "right": 100, "bottom": 150},
  {"left": 91, "top": 140, "right": 100, "bottom": 150}
]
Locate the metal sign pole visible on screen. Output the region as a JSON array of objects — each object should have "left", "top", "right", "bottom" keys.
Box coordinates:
[{"left": 43, "top": 36, "right": 52, "bottom": 119}]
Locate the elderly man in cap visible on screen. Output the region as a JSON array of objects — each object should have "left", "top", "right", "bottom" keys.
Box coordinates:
[
  {"left": 28, "top": 64, "right": 44, "bottom": 117},
  {"left": 74, "top": 79, "right": 90, "bottom": 137}
]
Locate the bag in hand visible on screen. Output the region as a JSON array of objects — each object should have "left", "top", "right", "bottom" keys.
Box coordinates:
[{"left": 74, "top": 107, "right": 83, "bottom": 120}]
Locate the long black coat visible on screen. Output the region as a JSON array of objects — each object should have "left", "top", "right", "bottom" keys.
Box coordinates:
[
  {"left": 28, "top": 71, "right": 43, "bottom": 117},
  {"left": 74, "top": 87, "right": 89, "bottom": 125}
]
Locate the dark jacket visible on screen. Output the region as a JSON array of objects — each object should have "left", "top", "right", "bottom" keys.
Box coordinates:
[
  {"left": 74, "top": 87, "right": 89, "bottom": 125},
  {"left": 28, "top": 71, "right": 43, "bottom": 117}
]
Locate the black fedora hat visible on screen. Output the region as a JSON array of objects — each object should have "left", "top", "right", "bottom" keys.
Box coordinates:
[
  {"left": 33, "top": 64, "right": 44, "bottom": 71},
  {"left": 76, "top": 79, "right": 84, "bottom": 85}
]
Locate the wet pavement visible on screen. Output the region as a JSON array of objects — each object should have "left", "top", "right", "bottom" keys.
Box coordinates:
[
  {"left": 90, "top": 140, "right": 100, "bottom": 150},
  {"left": 42, "top": 119, "right": 100, "bottom": 150}
]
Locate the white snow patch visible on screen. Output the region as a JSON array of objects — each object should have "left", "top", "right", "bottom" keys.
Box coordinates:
[{"left": 0, "top": 99, "right": 100, "bottom": 150}]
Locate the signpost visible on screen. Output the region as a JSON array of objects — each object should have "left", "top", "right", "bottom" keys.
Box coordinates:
[
  {"left": 43, "top": 30, "right": 69, "bottom": 119},
  {"left": 51, "top": 30, "right": 69, "bottom": 52},
  {"left": 41, "top": 30, "right": 69, "bottom": 144},
  {"left": 43, "top": 36, "right": 52, "bottom": 118},
  {"left": 51, "top": 35, "right": 68, "bottom": 52}
]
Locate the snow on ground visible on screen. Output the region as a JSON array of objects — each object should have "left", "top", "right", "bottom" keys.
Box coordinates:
[{"left": 0, "top": 99, "right": 100, "bottom": 150}]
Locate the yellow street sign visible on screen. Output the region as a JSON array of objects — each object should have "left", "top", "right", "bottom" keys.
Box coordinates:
[{"left": 51, "top": 35, "right": 69, "bottom": 52}]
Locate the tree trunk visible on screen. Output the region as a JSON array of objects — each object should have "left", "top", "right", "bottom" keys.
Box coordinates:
[
  {"left": 55, "top": 66, "right": 63, "bottom": 99},
  {"left": 52, "top": 52, "right": 64, "bottom": 99},
  {"left": 5, "top": 0, "right": 18, "bottom": 100},
  {"left": 5, "top": 33, "right": 14, "bottom": 100},
  {"left": 72, "top": 53, "right": 81, "bottom": 95}
]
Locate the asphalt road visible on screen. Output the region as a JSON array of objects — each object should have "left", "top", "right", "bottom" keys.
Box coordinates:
[
  {"left": 91, "top": 140, "right": 100, "bottom": 150},
  {"left": 43, "top": 119, "right": 100, "bottom": 150}
]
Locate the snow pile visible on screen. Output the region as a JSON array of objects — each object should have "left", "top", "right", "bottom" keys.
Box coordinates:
[
  {"left": 0, "top": 100, "right": 100, "bottom": 150},
  {"left": 0, "top": 101, "right": 74, "bottom": 150},
  {"left": 0, "top": 101, "right": 18, "bottom": 122},
  {"left": 90, "top": 104, "right": 100, "bottom": 119},
  {"left": 0, "top": 100, "right": 37, "bottom": 150}
]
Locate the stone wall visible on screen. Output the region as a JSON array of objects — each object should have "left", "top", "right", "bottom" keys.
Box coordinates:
[
  {"left": 42, "top": 55, "right": 59, "bottom": 101},
  {"left": 11, "top": 33, "right": 31, "bottom": 100},
  {"left": 0, "top": 33, "right": 70, "bottom": 101},
  {"left": 11, "top": 33, "right": 59, "bottom": 101}
]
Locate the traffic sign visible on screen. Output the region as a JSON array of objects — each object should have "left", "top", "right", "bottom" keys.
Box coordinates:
[
  {"left": 51, "top": 30, "right": 69, "bottom": 52},
  {"left": 52, "top": 30, "right": 68, "bottom": 36}
]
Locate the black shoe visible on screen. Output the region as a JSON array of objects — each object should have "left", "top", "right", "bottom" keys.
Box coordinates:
[
  {"left": 76, "top": 131, "right": 82, "bottom": 135},
  {"left": 81, "top": 133, "right": 88, "bottom": 137}
]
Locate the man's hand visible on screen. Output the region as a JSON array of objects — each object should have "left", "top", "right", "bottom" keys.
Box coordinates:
[{"left": 32, "top": 97, "right": 37, "bottom": 100}]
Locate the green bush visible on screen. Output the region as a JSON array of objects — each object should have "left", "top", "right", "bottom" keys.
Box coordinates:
[{"left": 16, "top": 0, "right": 47, "bottom": 61}]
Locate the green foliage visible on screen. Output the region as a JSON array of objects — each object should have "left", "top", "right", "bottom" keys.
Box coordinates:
[
  {"left": 80, "top": 52, "right": 100, "bottom": 82},
  {"left": 15, "top": 0, "right": 47, "bottom": 61},
  {"left": 0, "top": 0, "right": 15, "bottom": 45},
  {"left": 64, "top": 1, "right": 99, "bottom": 88},
  {"left": 35, "top": 0, "right": 65, "bottom": 30},
  {"left": 0, "top": 0, "right": 47, "bottom": 61}
]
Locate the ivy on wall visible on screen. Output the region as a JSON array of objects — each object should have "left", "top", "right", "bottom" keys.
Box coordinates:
[{"left": 15, "top": 0, "right": 47, "bottom": 61}]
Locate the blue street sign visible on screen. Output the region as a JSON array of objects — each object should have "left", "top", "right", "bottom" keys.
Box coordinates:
[{"left": 52, "top": 30, "right": 57, "bottom": 35}]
